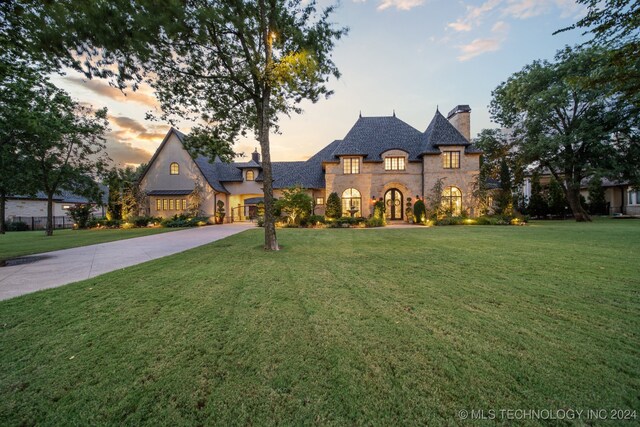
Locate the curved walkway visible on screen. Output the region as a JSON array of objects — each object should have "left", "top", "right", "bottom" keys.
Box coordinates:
[{"left": 0, "top": 223, "right": 253, "bottom": 301}]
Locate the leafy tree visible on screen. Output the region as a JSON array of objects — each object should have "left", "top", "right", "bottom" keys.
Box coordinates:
[
  {"left": 587, "top": 176, "right": 608, "bottom": 215},
  {"left": 0, "top": 63, "right": 42, "bottom": 234},
  {"left": 473, "top": 128, "right": 526, "bottom": 185},
  {"left": 426, "top": 178, "right": 445, "bottom": 219},
  {"left": 490, "top": 47, "right": 635, "bottom": 222},
  {"left": 21, "top": 82, "right": 109, "bottom": 235},
  {"left": 556, "top": 0, "right": 640, "bottom": 108},
  {"left": 548, "top": 179, "right": 569, "bottom": 217},
  {"left": 527, "top": 172, "right": 548, "bottom": 218},
  {"left": 275, "top": 186, "right": 312, "bottom": 225},
  {"left": 325, "top": 192, "right": 341, "bottom": 219},
  {"left": 495, "top": 159, "right": 513, "bottom": 215},
  {"left": 7, "top": 1, "right": 347, "bottom": 250},
  {"left": 190, "top": 179, "right": 206, "bottom": 218}
]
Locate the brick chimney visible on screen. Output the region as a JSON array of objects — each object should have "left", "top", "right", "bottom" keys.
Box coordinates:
[
  {"left": 251, "top": 148, "right": 260, "bottom": 163},
  {"left": 447, "top": 105, "right": 471, "bottom": 142}
]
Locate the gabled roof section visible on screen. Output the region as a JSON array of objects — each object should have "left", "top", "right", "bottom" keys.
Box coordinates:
[
  {"left": 137, "top": 127, "right": 187, "bottom": 185},
  {"left": 331, "top": 116, "right": 424, "bottom": 161},
  {"left": 422, "top": 110, "right": 470, "bottom": 151}
]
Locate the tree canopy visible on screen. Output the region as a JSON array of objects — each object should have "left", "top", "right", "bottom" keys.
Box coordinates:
[
  {"left": 557, "top": 0, "right": 640, "bottom": 108},
  {"left": 490, "top": 46, "right": 638, "bottom": 221},
  {"left": 4, "top": 0, "right": 347, "bottom": 249}
]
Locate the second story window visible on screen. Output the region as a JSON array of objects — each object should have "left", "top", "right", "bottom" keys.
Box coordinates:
[
  {"left": 384, "top": 157, "right": 406, "bottom": 171},
  {"left": 343, "top": 157, "right": 360, "bottom": 174},
  {"left": 442, "top": 151, "right": 460, "bottom": 169},
  {"left": 246, "top": 170, "right": 255, "bottom": 181},
  {"left": 170, "top": 162, "right": 180, "bottom": 175}
]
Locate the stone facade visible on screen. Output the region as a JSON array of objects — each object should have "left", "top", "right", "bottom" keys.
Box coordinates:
[{"left": 139, "top": 106, "right": 484, "bottom": 221}]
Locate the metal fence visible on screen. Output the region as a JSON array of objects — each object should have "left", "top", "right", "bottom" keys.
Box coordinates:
[{"left": 8, "top": 216, "right": 74, "bottom": 230}]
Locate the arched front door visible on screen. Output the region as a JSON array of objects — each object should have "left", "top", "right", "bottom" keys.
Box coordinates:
[{"left": 384, "top": 188, "right": 403, "bottom": 220}]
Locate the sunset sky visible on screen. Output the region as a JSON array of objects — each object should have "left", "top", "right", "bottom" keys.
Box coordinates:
[{"left": 50, "top": 0, "right": 587, "bottom": 167}]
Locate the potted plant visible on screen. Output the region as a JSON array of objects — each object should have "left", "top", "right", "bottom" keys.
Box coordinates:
[{"left": 215, "top": 200, "right": 225, "bottom": 224}]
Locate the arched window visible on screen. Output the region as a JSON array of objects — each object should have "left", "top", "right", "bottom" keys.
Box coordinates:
[
  {"left": 341, "top": 188, "right": 362, "bottom": 217},
  {"left": 170, "top": 162, "right": 179, "bottom": 175},
  {"left": 246, "top": 170, "right": 255, "bottom": 181},
  {"left": 442, "top": 186, "right": 462, "bottom": 216}
]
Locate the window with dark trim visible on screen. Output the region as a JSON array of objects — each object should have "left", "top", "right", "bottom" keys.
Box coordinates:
[
  {"left": 442, "top": 151, "right": 460, "bottom": 169},
  {"left": 442, "top": 186, "right": 462, "bottom": 215},
  {"left": 182, "top": 199, "right": 188, "bottom": 210},
  {"left": 163, "top": 199, "right": 168, "bottom": 210},
  {"left": 156, "top": 199, "right": 162, "bottom": 211},
  {"left": 316, "top": 197, "right": 324, "bottom": 205},
  {"left": 246, "top": 170, "right": 255, "bottom": 181},
  {"left": 384, "top": 157, "right": 406, "bottom": 171},
  {"left": 343, "top": 157, "right": 360, "bottom": 174},
  {"left": 341, "top": 188, "right": 362, "bottom": 216},
  {"left": 170, "top": 162, "right": 180, "bottom": 175}
]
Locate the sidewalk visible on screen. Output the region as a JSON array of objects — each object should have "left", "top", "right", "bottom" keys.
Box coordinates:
[{"left": 0, "top": 223, "right": 253, "bottom": 301}]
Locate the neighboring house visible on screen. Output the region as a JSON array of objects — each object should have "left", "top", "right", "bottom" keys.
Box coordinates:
[
  {"left": 5, "top": 189, "right": 108, "bottom": 224},
  {"left": 520, "top": 175, "right": 640, "bottom": 216},
  {"left": 138, "top": 105, "right": 482, "bottom": 221}
]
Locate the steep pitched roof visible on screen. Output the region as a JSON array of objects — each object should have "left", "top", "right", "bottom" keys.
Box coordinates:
[
  {"left": 194, "top": 156, "right": 243, "bottom": 193},
  {"left": 422, "top": 110, "right": 469, "bottom": 148},
  {"left": 332, "top": 116, "right": 424, "bottom": 161}
]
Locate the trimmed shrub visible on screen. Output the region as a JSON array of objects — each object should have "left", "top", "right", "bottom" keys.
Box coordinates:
[
  {"left": 308, "top": 215, "right": 326, "bottom": 225},
  {"left": 7, "top": 221, "right": 29, "bottom": 231},
  {"left": 67, "top": 204, "right": 93, "bottom": 229},
  {"left": 365, "top": 216, "right": 385, "bottom": 227},
  {"left": 413, "top": 199, "right": 427, "bottom": 224},
  {"left": 130, "top": 216, "right": 161, "bottom": 227},
  {"left": 325, "top": 192, "right": 341, "bottom": 219},
  {"left": 161, "top": 214, "right": 210, "bottom": 228}
]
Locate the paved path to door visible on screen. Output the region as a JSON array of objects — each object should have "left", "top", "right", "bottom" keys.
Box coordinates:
[{"left": 0, "top": 223, "right": 253, "bottom": 301}]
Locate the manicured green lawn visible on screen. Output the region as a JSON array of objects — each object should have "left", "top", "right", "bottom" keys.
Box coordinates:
[
  {"left": 0, "top": 227, "right": 182, "bottom": 261},
  {"left": 1, "top": 220, "right": 638, "bottom": 425}
]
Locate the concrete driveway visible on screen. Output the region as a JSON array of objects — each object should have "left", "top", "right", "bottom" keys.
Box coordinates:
[{"left": 0, "top": 223, "right": 253, "bottom": 301}]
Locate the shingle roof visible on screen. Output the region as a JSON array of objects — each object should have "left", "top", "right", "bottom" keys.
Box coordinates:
[
  {"left": 147, "top": 189, "right": 193, "bottom": 196},
  {"left": 235, "top": 160, "right": 261, "bottom": 169},
  {"left": 150, "top": 109, "right": 482, "bottom": 193},
  {"left": 422, "top": 110, "right": 470, "bottom": 149},
  {"left": 194, "top": 156, "right": 242, "bottom": 193},
  {"left": 332, "top": 116, "right": 424, "bottom": 161},
  {"left": 256, "top": 162, "right": 306, "bottom": 188},
  {"left": 9, "top": 187, "right": 108, "bottom": 204}
]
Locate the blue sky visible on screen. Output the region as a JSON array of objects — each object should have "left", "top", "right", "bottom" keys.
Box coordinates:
[{"left": 51, "top": 0, "right": 587, "bottom": 166}]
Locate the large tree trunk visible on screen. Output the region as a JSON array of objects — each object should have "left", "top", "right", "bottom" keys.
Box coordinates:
[
  {"left": 46, "top": 192, "right": 54, "bottom": 236},
  {"left": 565, "top": 184, "right": 591, "bottom": 222},
  {"left": 257, "top": 96, "right": 279, "bottom": 251},
  {"left": 0, "top": 191, "right": 6, "bottom": 234}
]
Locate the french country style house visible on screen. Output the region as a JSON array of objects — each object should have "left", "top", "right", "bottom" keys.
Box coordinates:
[{"left": 138, "top": 105, "right": 482, "bottom": 222}]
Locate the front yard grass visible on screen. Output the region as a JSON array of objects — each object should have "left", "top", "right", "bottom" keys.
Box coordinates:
[
  {"left": 0, "top": 227, "right": 182, "bottom": 261},
  {"left": 0, "top": 220, "right": 638, "bottom": 425}
]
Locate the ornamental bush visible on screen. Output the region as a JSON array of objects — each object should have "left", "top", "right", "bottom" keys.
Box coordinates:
[
  {"left": 67, "top": 204, "right": 93, "bottom": 229},
  {"left": 325, "top": 192, "right": 341, "bottom": 219},
  {"left": 413, "top": 199, "right": 427, "bottom": 224}
]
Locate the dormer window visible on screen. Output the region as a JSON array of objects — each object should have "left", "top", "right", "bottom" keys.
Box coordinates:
[
  {"left": 384, "top": 157, "right": 405, "bottom": 171},
  {"left": 170, "top": 162, "right": 180, "bottom": 175},
  {"left": 343, "top": 157, "right": 360, "bottom": 174},
  {"left": 246, "top": 170, "right": 255, "bottom": 181}
]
